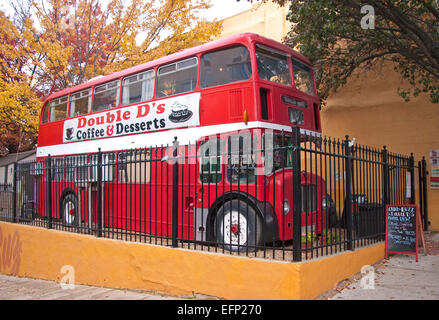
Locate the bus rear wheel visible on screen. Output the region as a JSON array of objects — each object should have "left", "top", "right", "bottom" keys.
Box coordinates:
[
  {"left": 215, "top": 199, "right": 262, "bottom": 252},
  {"left": 61, "top": 193, "right": 78, "bottom": 226}
]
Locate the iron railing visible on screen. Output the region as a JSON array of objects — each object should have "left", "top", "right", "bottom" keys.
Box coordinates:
[{"left": 0, "top": 126, "right": 428, "bottom": 261}]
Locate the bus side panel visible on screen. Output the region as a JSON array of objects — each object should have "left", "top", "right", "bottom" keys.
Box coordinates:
[
  {"left": 200, "top": 84, "right": 255, "bottom": 127},
  {"left": 34, "top": 175, "right": 47, "bottom": 218},
  {"left": 178, "top": 160, "right": 197, "bottom": 241},
  {"left": 103, "top": 150, "right": 173, "bottom": 238}
]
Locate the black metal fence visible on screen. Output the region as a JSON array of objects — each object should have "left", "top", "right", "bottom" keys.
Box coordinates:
[{"left": 0, "top": 127, "right": 428, "bottom": 262}]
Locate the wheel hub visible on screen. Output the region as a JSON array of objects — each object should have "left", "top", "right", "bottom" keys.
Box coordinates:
[
  {"left": 64, "top": 200, "right": 76, "bottom": 225},
  {"left": 231, "top": 224, "right": 239, "bottom": 235},
  {"left": 221, "top": 210, "right": 248, "bottom": 246}
]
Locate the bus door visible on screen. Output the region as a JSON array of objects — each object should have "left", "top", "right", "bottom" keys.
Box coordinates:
[{"left": 190, "top": 138, "right": 225, "bottom": 242}]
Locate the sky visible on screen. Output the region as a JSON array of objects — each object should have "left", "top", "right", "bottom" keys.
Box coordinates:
[
  {"left": 0, "top": 0, "right": 255, "bottom": 20},
  {"left": 205, "top": 0, "right": 254, "bottom": 21}
]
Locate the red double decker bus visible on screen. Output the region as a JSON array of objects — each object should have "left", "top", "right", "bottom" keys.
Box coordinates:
[{"left": 35, "top": 33, "right": 327, "bottom": 251}]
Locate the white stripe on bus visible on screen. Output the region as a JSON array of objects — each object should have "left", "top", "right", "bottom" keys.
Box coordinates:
[{"left": 36, "top": 121, "right": 321, "bottom": 157}]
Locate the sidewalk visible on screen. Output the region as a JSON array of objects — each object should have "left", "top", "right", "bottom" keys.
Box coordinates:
[
  {"left": 317, "top": 231, "right": 439, "bottom": 300},
  {"left": 0, "top": 274, "right": 186, "bottom": 300}
]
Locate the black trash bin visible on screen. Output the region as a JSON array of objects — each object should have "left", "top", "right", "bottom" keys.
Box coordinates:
[{"left": 341, "top": 195, "right": 384, "bottom": 238}]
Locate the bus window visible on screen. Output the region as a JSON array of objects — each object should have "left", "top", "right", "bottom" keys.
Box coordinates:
[
  {"left": 199, "top": 138, "right": 224, "bottom": 183},
  {"left": 51, "top": 158, "right": 64, "bottom": 181},
  {"left": 156, "top": 57, "right": 197, "bottom": 98},
  {"left": 92, "top": 80, "right": 120, "bottom": 112},
  {"left": 292, "top": 59, "right": 315, "bottom": 96},
  {"left": 69, "top": 89, "right": 91, "bottom": 118},
  {"left": 227, "top": 133, "right": 256, "bottom": 184},
  {"left": 121, "top": 70, "right": 154, "bottom": 106},
  {"left": 255, "top": 44, "right": 291, "bottom": 85},
  {"left": 263, "top": 133, "right": 293, "bottom": 175},
  {"left": 41, "top": 101, "right": 49, "bottom": 124},
  {"left": 200, "top": 45, "right": 251, "bottom": 88},
  {"left": 65, "top": 155, "right": 89, "bottom": 181},
  {"left": 49, "top": 96, "right": 68, "bottom": 122},
  {"left": 273, "top": 134, "right": 293, "bottom": 171},
  {"left": 117, "top": 150, "right": 150, "bottom": 183}
]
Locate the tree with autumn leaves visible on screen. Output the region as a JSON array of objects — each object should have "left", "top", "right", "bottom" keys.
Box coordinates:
[
  {"left": 0, "top": 10, "right": 41, "bottom": 155},
  {"left": 0, "top": 0, "right": 221, "bottom": 155}
]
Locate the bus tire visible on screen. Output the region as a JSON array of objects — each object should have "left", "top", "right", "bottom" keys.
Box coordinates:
[
  {"left": 61, "top": 193, "right": 78, "bottom": 226},
  {"left": 215, "top": 199, "right": 263, "bottom": 252}
]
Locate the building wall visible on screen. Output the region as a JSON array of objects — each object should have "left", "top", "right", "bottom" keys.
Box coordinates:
[
  {"left": 6, "top": 164, "right": 13, "bottom": 185},
  {"left": 220, "top": 3, "right": 439, "bottom": 231},
  {"left": 322, "top": 64, "right": 439, "bottom": 230},
  {"left": 220, "top": 1, "right": 289, "bottom": 43},
  {"left": 4, "top": 153, "right": 36, "bottom": 185},
  {"left": 0, "top": 167, "right": 5, "bottom": 185}
]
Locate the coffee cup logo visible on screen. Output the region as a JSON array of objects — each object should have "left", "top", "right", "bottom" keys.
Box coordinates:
[
  {"left": 65, "top": 127, "right": 74, "bottom": 140},
  {"left": 168, "top": 102, "right": 193, "bottom": 123}
]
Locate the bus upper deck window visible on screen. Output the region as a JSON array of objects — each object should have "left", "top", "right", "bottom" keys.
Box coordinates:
[
  {"left": 156, "top": 57, "right": 198, "bottom": 98},
  {"left": 41, "top": 101, "right": 49, "bottom": 124},
  {"left": 92, "top": 80, "right": 120, "bottom": 112},
  {"left": 49, "top": 95, "right": 68, "bottom": 122},
  {"left": 122, "top": 70, "right": 154, "bottom": 106},
  {"left": 69, "top": 89, "right": 91, "bottom": 118},
  {"left": 255, "top": 44, "right": 291, "bottom": 85},
  {"left": 292, "top": 59, "right": 315, "bottom": 96},
  {"left": 200, "top": 45, "right": 251, "bottom": 88}
]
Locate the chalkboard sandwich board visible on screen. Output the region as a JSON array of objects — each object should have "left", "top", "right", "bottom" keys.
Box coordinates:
[{"left": 385, "top": 204, "right": 418, "bottom": 262}]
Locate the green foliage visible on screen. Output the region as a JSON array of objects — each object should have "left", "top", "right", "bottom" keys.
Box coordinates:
[
  {"left": 301, "top": 231, "right": 316, "bottom": 244},
  {"left": 323, "top": 230, "right": 341, "bottom": 245},
  {"left": 280, "top": 0, "right": 439, "bottom": 105}
]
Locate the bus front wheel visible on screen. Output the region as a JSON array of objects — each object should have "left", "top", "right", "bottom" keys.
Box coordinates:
[{"left": 215, "top": 199, "right": 262, "bottom": 252}]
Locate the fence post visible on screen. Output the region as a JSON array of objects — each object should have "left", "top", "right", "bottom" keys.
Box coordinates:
[
  {"left": 382, "top": 146, "right": 389, "bottom": 207},
  {"left": 172, "top": 137, "right": 179, "bottom": 248},
  {"left": 291, "top": 125, "right": 302, "bottom": 262},
  {"left": 421, "top": 157, "right": 428, "bottom": 231},
  {"left": 409, "top": 153, "right": 415, "bottom": 205},
  {"left": 344, "top": 136, "right": 354, "bottom": 250},
  {"left": 46, "top": 155, "right": 53, "bottom": 229},
  {"left": 96, "top": 148, "right": 103, "bottom": 237},
  {"left": 418, "top": 160, "right": 424, "bottom": 228},
  {"left": 12, "top": 162, "right": 17, "bottom": 222}
]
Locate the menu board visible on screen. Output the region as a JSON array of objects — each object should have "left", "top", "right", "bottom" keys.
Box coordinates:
[{"left": 385, "top": 205, "right": 418, "bottom": 261}]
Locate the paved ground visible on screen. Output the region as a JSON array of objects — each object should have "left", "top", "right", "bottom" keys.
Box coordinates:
[
  {"left": 0, "top": 275, "right": 190, "bottom": 300},
  {"left": 317, "top": 231, "right": 439, "bottom": 300}
]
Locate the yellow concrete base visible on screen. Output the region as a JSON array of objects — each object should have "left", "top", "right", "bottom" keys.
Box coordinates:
[{"left": 0, "top": 222, "right": 385, "bottom": 299}]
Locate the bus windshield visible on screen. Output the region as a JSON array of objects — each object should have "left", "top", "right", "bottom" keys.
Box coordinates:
[
  {"left": 292, "top": 59, "right": 315, "bottom": 96},
  {"left": 255, "top": 44, "right": 291, "bottom": 85}
]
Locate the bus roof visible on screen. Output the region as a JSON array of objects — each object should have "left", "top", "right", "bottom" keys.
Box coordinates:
[{"left": 44, "top": 33, "right": 312, "bottom": 102}]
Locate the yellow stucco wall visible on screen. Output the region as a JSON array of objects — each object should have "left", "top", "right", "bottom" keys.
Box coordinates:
[
  {"left": 221, "top": 3, "right": 439, "bottom": 231},
  {"left": 220, "top": 2, "right": 289, "bottom": 43},
  {"left": 0, "top": 222, "right": 385, "bottom": 299},
  {"left": 321, "top": 64, "right": 439, "bottom": 231}
]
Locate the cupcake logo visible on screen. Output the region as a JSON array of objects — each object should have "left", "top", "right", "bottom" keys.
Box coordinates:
[{"left": 168, "top": 101, "right": 193, "bottom": 123}]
